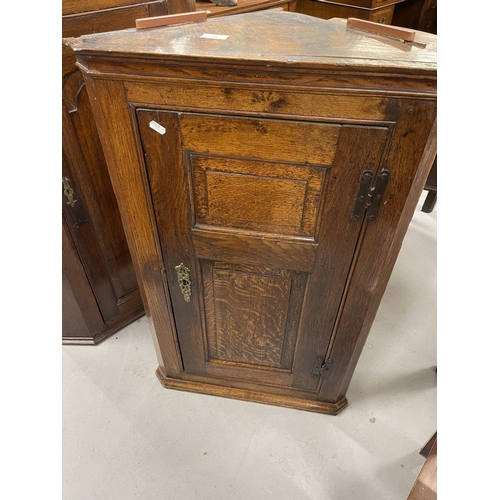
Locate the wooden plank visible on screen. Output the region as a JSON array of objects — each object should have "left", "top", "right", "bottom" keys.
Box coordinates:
[
  {"left": 63, "top": 0, "right": 149, "bottom": 16},
  {"left": 197, "top": 0, "right": 297, "bottom": 17},
  {"left": 346, "top": 17, "right": 416, "bottom": 41},
  {"left": 63, "top": 4, "right": 151, "bottom": 37},
  {"left": 192, "top": 229, "right": 318, "bottom": 272},
  {"left": 136, "top": 10, "right": 207, "bottom": 29}
]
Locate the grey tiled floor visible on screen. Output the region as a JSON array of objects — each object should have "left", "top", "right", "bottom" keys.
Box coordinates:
[{"left": 63, "top": 193, "right": 437, "bottom": 500}]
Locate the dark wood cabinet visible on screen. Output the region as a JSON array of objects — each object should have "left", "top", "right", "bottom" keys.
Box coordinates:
[
  {"left": 62, "top": 0, "right": 174, "bottom": 344},
  {"left": 196, "top": 0, "right": 297, "bottom": 16},
  {"left": 65, "top": 11, "right": 436, "bottom": 413},
  {"left": 295, "top": 0, "right": 406, "bottom": 24},
  {"left": 393, "top": 0, "right": 437, "bottom": 34}
]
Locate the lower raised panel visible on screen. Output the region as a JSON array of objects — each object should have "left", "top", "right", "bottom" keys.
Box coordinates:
[{"left": 202, "top": 261, "right": 307, "bottom": 371}]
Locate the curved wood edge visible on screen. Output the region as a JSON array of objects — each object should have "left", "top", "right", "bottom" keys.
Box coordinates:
[
  {"left": 63, "top": 68, "right": 86, "bottom": 113},
  {"left": 156, "top": 367, "right": 349, "bottom": 415}
]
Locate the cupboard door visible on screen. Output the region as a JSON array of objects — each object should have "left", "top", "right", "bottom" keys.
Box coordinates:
[{"left": 137, "top": 110, "right": 390, "bottom": 392}]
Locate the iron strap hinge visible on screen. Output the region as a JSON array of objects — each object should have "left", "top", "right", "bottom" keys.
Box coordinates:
[
  {"left": 351, "top": 168, "right": 391, "bottom": 222},
  {"left": 312, "top": 356, "right": 334, "bottom": 380}
]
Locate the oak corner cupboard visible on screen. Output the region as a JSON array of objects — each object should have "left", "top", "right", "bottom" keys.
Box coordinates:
[{"left": 64, "top": 10, "right": 437, "bottom": 414}]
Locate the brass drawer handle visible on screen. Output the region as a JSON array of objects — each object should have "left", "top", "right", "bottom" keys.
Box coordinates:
[
  {"left": 175, "top": 263, "right": 191, "bottom": 302},
  {"left": 62, "top": 177, "right": 77, "bottom": 207}
]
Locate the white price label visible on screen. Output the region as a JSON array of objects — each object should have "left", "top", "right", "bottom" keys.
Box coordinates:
[
  {"left": 200, "top": 33, "right": 229, "bottom": 40},
  {"left": 149, "top": 120, "right": 166, "bottom": 135}
]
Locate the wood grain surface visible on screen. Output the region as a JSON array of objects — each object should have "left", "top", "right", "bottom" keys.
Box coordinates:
[
  {"left": 157, "top": 367, "right": 349, "bottom": 414},
  {"left": 201, "top": 261, "right": 308, "bottom": 370},
  {"left": 63, "top": 0, "right": 155, "bottom": 15},
  {"left": 65, "top": 10, "right": 437, "bottom": 73},
  {"left": 211, "top": 268, "right": 291, "bottom": 366},
  {"left": 192, "top": 156, "right": 325, "bottom": 237}
]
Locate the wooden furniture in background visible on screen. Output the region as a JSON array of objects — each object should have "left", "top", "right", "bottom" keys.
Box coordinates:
[
  {"left": 65, "top": 10, "right": 436, "bottom": 413},
  {"left": 393, "top": 0, "right": 436, "bottom": 34},
  {"left": 296, "top": 0, "right": 406, "bottom": 23},
  {"left": 197, "top": 0, "right": 297, "bottom": 16},
  {"left": 62, "top": 0, "right": 173, "bottom": 344}
]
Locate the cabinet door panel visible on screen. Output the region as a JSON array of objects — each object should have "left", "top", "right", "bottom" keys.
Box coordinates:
[
  {"left": 192, "top": 156, "right": 324, "bottom": 238},
  {"left": 137, "top": 110, "right": 389, "bottom": 392},
  {"left": 202, "top": 261, "right": 308, "bottom": 371}
]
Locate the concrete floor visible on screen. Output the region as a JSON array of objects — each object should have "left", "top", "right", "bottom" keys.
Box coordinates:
[{"left": 62, "top": 193, "right": 436, "bottom": 500}]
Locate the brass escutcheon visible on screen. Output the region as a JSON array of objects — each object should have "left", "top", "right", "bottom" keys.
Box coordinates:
[
  {"left": 62, "top": 177, "right": 77, "bottom": 207},
  {"left": 175, "top": 263, "right": 191, "bottom": 302}
]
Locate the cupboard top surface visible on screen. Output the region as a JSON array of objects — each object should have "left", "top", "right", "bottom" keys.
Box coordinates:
[{"left": 65, "top": 10, "right": 436, "bottom": 75}]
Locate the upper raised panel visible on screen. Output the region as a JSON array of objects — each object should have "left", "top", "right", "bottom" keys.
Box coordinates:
[
  {"left": 207, "top": 171, "right": 305, "bottom": 227},
  {"left": 190, "top": 155, "right": 326, "bottom": 238}
]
